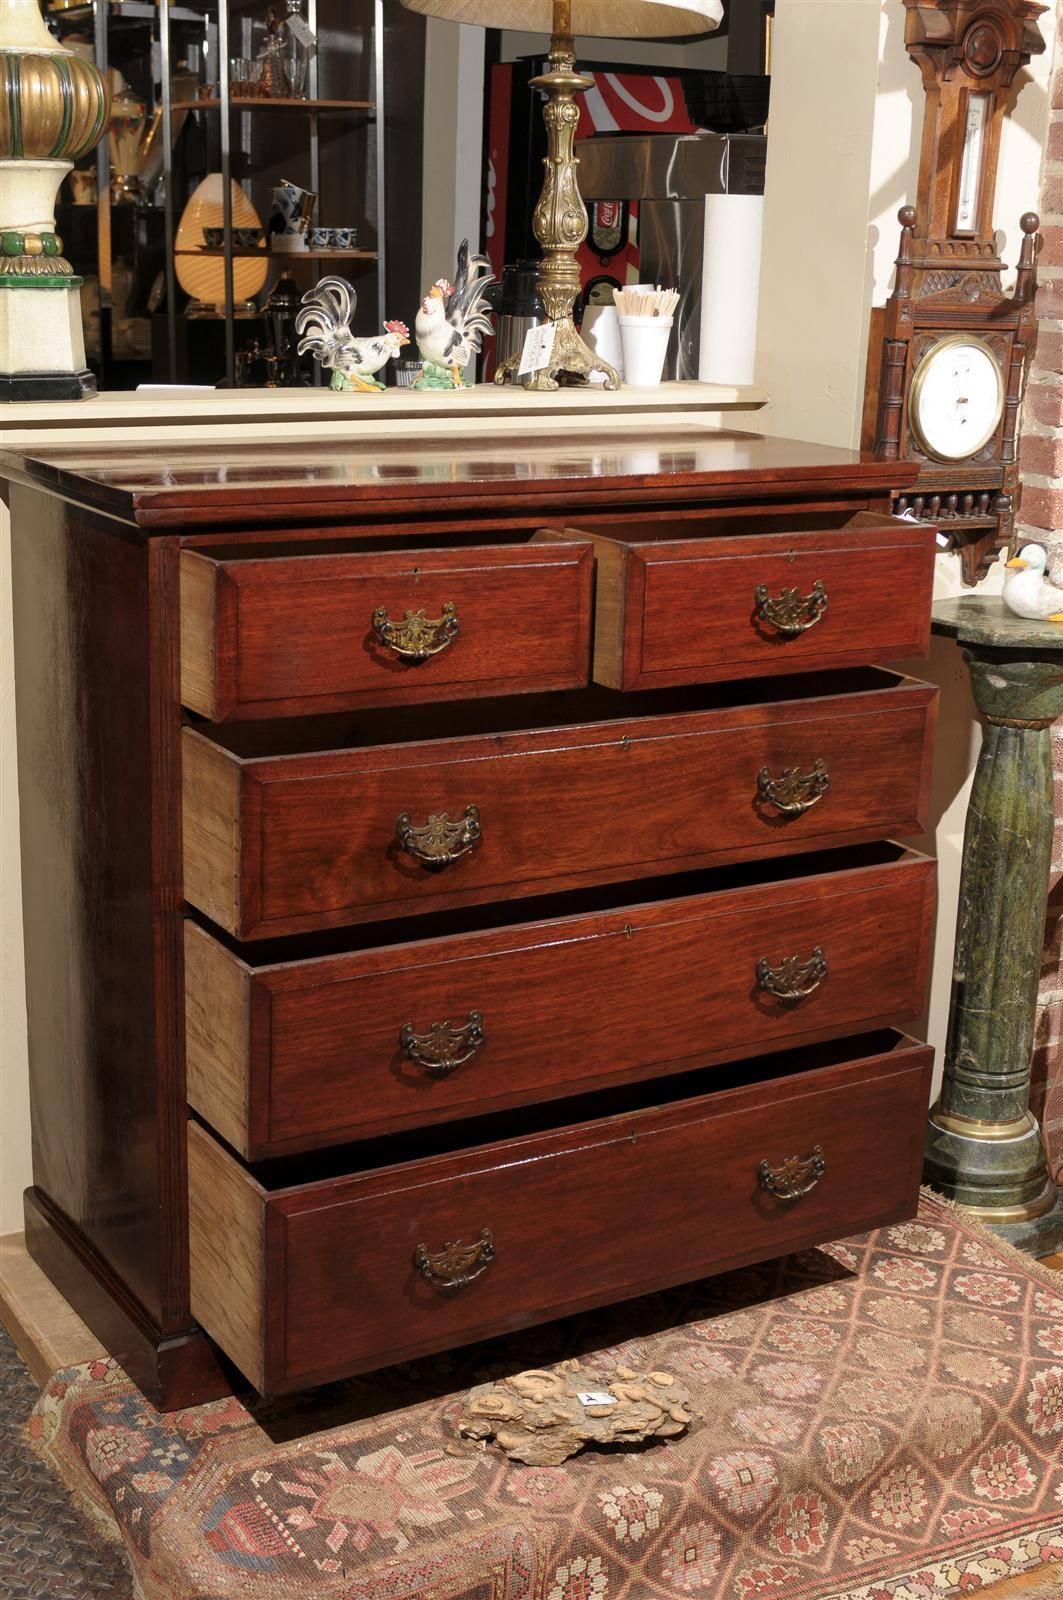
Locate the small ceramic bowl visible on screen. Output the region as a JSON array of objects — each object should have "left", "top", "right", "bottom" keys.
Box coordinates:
[
  {"left": 332, "top": 226, "right": 358, "bottom": 249},
  {"left": 202, "top": 226, "right": 224, "bottom": 249},
  {"left": 308, "top": 226, "right": 332, "bottom": 248},
  {"left": 233, "top": 226, "right": 264, "bottom": 249}
]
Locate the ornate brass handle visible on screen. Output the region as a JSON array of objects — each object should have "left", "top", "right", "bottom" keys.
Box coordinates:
[
  {"left": 372, "top": 601, "right": 459, "bottom": 661},
  {"left": 757, "top": 760, "right": 831, "bottom": 816},
  {"left": 396, "top": 805, "right": 481, "bottom": 867},
  {"left": 758, "top": 1145, "right": 826, "bottom": 1201},
  {"left": 756, "top": 946, "right": 827, "bottom": 1002},
  {"left": 754, "top": 580, "right": 829, "bottom": 636},
  {"left": 400, "top": 1011, "right": 484, "bottom": 1077},
  {"left": 414, "top": 1228, "right": 495, "bottom": 1291}
]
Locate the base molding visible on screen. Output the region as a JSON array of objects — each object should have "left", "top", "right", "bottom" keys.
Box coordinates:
[
  {"left": 0, "top": 368, "right": 96, "bottom": 402},
  {"left": 24, "top": 1188, "right": 239, "bottom": 1410}
]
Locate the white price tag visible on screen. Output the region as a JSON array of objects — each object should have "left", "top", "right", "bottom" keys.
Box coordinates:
[
  {"left": 577, "top": 1390, "right": 617, "bottom": 1407},
  {"left": 287, "top": 14, "right": 316, "bottom": 45},
  {"left": 518, "top": 322, "right": 556, "bottom": 377}
]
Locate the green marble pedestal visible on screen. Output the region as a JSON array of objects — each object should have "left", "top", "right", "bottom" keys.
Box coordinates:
[{"left": 925, "top": 598, "right": 1063, "bottom": 1254}]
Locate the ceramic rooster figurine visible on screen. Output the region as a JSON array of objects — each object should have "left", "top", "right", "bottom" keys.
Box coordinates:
[
  {"left": 295, "top": 277, "right": 409, "bottom": 392},
  {"left": 1003, "top": 543, "right": 1063, "bottom": 623},
  {"left": 414, "top": 239, "right": 495, "bottom": 389}
]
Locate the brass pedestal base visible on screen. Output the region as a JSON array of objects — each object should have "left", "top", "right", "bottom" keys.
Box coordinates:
[{"left": 494, "top": 316, "right": 620, "bottom": 391}]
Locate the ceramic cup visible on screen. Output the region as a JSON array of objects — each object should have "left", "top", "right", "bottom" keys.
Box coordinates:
[
  {"left": 233, "top": 226, "right": 264, "bottom": 249},
  {"left": 332, "top": 226, "right": 357, "bottom": 249},
  {"left": 617, "top": 314, "right": 673, "bottom": 387},
  {"left": 309, "top": 225, "right": 331, "bottom": 248},
  {"left": 269, "top": 181, "right": 315, "bottom": 251},
  {"left": 202, "top": 226, "right": 224, "bottom": 249}
]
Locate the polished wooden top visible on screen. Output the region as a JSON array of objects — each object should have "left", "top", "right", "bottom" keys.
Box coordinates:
[{"left": 0, "top": 428, "right": 912, "bottom": 529}]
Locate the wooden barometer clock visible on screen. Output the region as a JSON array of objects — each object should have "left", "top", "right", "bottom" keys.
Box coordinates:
[{"left": 863, "top": 0, "right": 1046, "bottom": 583}]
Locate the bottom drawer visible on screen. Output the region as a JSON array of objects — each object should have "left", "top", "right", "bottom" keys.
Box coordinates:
[{"left": 188, "top": 1030, "right": 932, "bottom": 1395}]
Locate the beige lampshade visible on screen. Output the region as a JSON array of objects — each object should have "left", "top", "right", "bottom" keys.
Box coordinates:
[{"left": 399, "top": 0, "right": 722, "bottom": 36}]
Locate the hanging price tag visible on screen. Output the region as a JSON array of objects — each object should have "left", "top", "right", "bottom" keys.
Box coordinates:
[
  {"left": 287, "top": 14, "right": 316, "bottom": 46},
  {"left": 518, "top": 322, "right": 556, "bottom": 377}
]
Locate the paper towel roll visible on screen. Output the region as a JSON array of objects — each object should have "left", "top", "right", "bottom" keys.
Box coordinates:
[{"left": 698, "top": 193, "right": 764, "bottom": 387}]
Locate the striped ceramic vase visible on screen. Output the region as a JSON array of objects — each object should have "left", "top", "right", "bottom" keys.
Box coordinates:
[{"left": 0, "top": 0, "right": 109, "bottom": 396}]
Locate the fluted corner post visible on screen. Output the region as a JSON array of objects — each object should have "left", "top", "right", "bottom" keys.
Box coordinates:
[{"left": 925, "top": 598, "right": 1063, "bottom": 1253}]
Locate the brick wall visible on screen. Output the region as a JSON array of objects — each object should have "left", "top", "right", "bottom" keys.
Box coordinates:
[{"left": 1018, "top": 7, "right": 1063, "bottom": 1179}]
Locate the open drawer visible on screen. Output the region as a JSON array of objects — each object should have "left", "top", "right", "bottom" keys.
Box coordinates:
[
  {"left": 186, "top": 842, "right": 935, "bottom": 1158},
  {"left": 181, "top": 668, "right": 936, "bottom": 939},
  {"left": 180, "top": 533, "right": 593, "bottom": 720},
  {"left": 570, "top": 511, "right": 936, "bottom": 690},
  {"left": 188, "top": 1029, "right": 933, "bottom": 1395}
]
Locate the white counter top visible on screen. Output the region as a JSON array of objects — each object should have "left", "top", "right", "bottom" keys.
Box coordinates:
[{"left": 1, "top": 379, "right": 768, "bottom": 447}]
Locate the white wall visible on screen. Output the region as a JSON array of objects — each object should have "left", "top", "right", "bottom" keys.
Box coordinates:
[
  {"left": 756, "top": 0, "right": 1051, "bottom": 454},
  {"left": 421, "top": 19, "right": 487, "bottom": 289}
]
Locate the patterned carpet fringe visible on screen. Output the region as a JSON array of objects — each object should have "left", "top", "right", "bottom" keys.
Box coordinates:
[{"left": 22, "top": 1191, "right": 1063, "bottom": 1600}]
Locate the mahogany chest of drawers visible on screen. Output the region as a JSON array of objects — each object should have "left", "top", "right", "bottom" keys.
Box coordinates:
[{"left": 4, "top": 428, "right": 938, "bottom": 1408}]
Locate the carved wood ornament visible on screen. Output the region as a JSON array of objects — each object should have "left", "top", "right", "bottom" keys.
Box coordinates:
[{"left": 862, "top": 0, "right": 1046, "bottom": 584}]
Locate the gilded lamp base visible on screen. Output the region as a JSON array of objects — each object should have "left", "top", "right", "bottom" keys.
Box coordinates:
[
  {"left": 495, "top": 18, "right": 622, "bottom": 393},
  {"left": 494, "top": 316, "right": 620, "bottom": 391}
]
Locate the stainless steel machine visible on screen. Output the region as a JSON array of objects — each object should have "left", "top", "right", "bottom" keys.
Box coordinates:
[{"left": 575, "top": 132, "right": 766, "bottom": 380}]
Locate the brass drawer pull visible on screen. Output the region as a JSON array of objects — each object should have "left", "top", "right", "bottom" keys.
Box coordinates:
[
  {"left": 414, "top": 1227, "right": 495, "bottom": 1291},
  {"left": 754, "top": 580, "right": 828, "bottom": 636},
  {"left": 396, "top": 804, "right": 481, "bottom": 866},
  {"left": 757, "top": 759, "right": 830, "bottom": 816},
  {"left": 756, "top": 946, "right": 827, "bottom": 1002},
  {"left": 758, "top": 1145, "right": 826, "bottom": 1201},
  {"left": 372, "top": 601, "right": 459, "bottom": 661},
  {"left": 400, "top": 1011, "right": 484, "bottom": 1076}
]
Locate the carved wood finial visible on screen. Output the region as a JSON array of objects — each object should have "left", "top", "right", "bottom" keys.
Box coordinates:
[
  {"left": 1014, "top": 211, "right": 1040, "bottom": 306},
  {"left": 893, "top": 207, "right": 917, "bottom": 299}
]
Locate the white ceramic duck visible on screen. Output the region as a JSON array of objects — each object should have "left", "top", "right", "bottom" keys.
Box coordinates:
[{"left": 1003, "top": 544, "right": 1063, "bottom": 623}]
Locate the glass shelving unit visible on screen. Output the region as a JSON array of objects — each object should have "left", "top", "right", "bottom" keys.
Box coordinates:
[
  {"left": 47, "top": 0, "right": 387, "bottom": 386},
  {"left": 159, "top": 0, "right": 387, "bottom": 384}
]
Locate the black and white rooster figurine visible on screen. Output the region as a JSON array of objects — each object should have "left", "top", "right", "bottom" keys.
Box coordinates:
[
  {"left": 295, "top": 277, "right": 409, "bottom": 392},
  {"left": 414, "top": 239, "right": 496, "bottom": 389}
]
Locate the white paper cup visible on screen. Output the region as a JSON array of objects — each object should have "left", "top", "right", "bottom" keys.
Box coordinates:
[
  {"left": 617, "top": 314, "right": 673, "bottom": 387},
  {"left": 581, "top": 304, "right": 624, "bottom": 377}
]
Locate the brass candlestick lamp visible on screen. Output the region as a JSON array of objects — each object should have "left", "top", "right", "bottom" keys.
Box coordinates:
[{"left": 401, "top": 0, "right": 722, "bottom": 390}]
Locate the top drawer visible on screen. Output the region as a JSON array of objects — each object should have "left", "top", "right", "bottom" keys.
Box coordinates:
[
  {"left": 179, "top": 534, "right": 593, "bottom": 720},
  {"left": 579, "top": 512, "right": 935, "bottom": 691}
]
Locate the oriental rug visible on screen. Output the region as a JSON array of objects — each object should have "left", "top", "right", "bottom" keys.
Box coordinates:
[{"left": 24, "top": 1193, "right": 1063, "bottom": 1600}]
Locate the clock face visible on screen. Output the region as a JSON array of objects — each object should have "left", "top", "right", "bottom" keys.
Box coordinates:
[{"left": 908, "top": 335, "right": 1005, "bottom": 462}]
